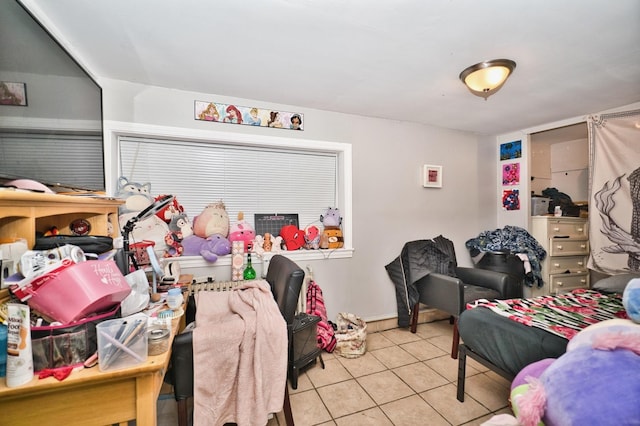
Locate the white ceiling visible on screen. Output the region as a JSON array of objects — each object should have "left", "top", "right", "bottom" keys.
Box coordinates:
[{"left": 22, "top": 0, "right": 640, "bottom": 136}]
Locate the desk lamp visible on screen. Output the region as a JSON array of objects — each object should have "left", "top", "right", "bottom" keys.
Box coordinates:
[{"left": 115, "top": 194, "right": 174, "bottom": 275}]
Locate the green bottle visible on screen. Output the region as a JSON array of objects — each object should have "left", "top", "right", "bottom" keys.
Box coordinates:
[{"left": 243, "top": 252, "right": 256, "bottom": 280}]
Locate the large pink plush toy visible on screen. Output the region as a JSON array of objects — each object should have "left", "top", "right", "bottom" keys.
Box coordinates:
[
  {"left": 228, "top": 212, "right": 256, "bottom": 252},
  {"left": 182, "top": 201, "right": 231, "bottom": 262}
]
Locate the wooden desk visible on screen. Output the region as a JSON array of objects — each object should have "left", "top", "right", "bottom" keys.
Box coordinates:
[{"left": 0, "top": 316, "right": 180, "bottom": 426}]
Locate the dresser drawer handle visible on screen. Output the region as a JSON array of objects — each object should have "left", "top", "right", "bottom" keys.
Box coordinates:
[
  {"left": 553, "top": 263, "right": 560, "bottom": 267},
  {"left": 557, "top": 282, "right": 563, "bottom": 286},
  {"left": 580, "top": 279, "right": 587, "bottom": 284},
  {"left": 578, "top": 261, "right": 584, "bottom": 266},
  {"left": 577, "top": 227, "right": 584, "bottom": 232},
  {"left": 556, "top": 245, "right": 563, "bottom": 250},
  {"left": 553, "top": 227, "right": 560, "bottom": 232},
  {"left": 580, "top": 244, "right": 587, "bottom": 249}
]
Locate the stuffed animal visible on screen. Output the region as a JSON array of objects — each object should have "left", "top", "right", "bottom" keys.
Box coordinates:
[
  {"left": 182, "top": 234, "right": 231, "bottom": 263},
  {"left": 304, "top": 225, "right": 320, "bottom": 249},
  {"left": 509, "top": 317, "right": 640, "bottom": 426},
  {"left": 163, "top": 213, "right": 192, "bottom": 258},
  {"left": 193, "top": 201, "right": 229, "bottom": 238},
  {"left": 182, "top": 203, "right": 232, "bottom": 262},
  {"left": 271, "top": 235, "right": 284, "bottom": 252},
  {"left": 119, "top": 211, "right": 170, "bottom": 253},
  {"left": 228, "top": 212, "right": 256, "bottom": 252},
  {"left": 623, "top": 278, "right": 640, "bottom": 323},
  {"left": 280, "top": 224, "right": 305, "bottom": 251},
  {"left": 115, "top": 176, "right": 154, "bottom": 214},
  {"left": 320, "top": 207, "right": 342, "bottom": 227},
  {"left": 154, "top": 195, "right": 185, "bottom": 224},
  {"left": 320, "top": 207, "right": 344, "bottom": 249}
]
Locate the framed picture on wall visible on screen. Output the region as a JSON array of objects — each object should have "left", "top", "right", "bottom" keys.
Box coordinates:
[
  {"left": 0, "top": 81, "right": 27, "bottom": 106},
  {"left": 500, "top": 140, "right": 521, "bottom": 160},
  {"left": 422, "top": 165, "right": 442, "bottom": 188}
]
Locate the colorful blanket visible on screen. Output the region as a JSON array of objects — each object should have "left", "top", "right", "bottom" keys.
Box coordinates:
[{"left": 467, "top": 289, "right": 627, "bottom": 339}]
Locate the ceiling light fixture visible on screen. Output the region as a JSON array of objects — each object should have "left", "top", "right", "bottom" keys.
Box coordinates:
[{"left": 459, "top": 59, "right": 516, "bottom": 100}]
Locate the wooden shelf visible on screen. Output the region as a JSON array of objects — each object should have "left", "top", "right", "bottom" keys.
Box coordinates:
[{"left": 0, "top": 191, "right": 123, "bottom": 249}]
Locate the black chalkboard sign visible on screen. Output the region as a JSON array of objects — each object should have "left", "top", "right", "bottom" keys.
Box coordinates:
[{"left": 254, "top": 213, "right": 299, "bottom": 237}]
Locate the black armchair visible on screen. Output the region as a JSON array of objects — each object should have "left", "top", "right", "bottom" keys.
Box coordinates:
[
  {"left": 167, "top": 254, "right": 305, "bottom": 426},
  {"left": 409, "top": 245, "right": 524, "bottom": 359}
]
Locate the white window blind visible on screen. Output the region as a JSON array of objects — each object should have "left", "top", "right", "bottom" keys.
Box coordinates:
[
  {"left": 119, "top": 136, "right": 337, "bottom": 232},
  {"left": 0, "top": 131, "right": 104, "bottom": 190}
]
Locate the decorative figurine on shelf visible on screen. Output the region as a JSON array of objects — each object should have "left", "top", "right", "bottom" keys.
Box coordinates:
[
  {"left": 320, "top": 207, "right": 344, "bottom": 249},
  {"left": 229, "top": 212, "right": 256, "bottom": 252},
  {"left": 263, "top": 233, "right": 273, "bottom": 252}
]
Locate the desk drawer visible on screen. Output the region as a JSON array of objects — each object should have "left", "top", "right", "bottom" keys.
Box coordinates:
[
  {"left": 548, "top": 239, "right": 589, "bottom": 256},
  {"left": 548, "top": 256, "right": 587, "bottom": 273},
  {"left": 547, "top": 220, "right": 587, "bottom": 238},
  {"left": 550, "top": 272, "right": 589, "bottom": 294}
]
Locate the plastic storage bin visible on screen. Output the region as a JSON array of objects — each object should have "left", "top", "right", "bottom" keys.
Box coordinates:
[
  {"left": 17, "top": 260, "right": 131, "bottom": 324},
  {"left": 97, "top": 315, "right": 148, "bottom": 371}
]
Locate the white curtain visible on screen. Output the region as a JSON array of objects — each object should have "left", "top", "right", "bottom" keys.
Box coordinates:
[{"left": 587, "top": 109, "right": 640, "bottom": 274}]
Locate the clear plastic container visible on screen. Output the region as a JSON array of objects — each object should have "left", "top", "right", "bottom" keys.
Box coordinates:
[{"left": 97, "top": 316, "right": 147, "bottom": 371}]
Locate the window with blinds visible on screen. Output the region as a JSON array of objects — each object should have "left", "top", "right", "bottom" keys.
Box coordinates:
[
  {"left": 0, "top": 131, "right": 104, "bottom": 190},
  {"left": 118, "top": 136, "right": 338, "bottom": 232}
]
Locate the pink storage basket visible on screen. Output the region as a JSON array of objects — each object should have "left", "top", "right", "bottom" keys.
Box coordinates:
[{"left": 23, "top": 260, "right": 131, "bottom": 324}]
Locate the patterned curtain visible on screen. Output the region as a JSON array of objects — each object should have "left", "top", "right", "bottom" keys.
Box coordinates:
[{"left": 587, "top": 109, "right": 640, "bottom": 274}]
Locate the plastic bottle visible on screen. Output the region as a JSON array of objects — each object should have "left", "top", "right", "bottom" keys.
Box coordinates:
[
  {"left": 554, "top": 205, "right": 562, "bottom": 217},
  {"left": 6, "top": 303, "right": 33, "bottom": 387},
  {"left": 243, "top": 253, "right": 256, "bottom": 280},
  {"left": 166, "top": 288, "right": 183, "bottom": 310},
  {"left": 0, "top": 323, "right": 7, "bottom": 378}
]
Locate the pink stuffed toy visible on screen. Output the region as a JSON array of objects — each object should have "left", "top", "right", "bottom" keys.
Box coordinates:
[
  {"left": 192, "top": 201, "right": 229, "bottom": 238},
  {"left": 182, "top": 202, "right": 231, "bottom": 262},
  {"left": 228, "top": 212, "right": 256, "bottom": 252}
]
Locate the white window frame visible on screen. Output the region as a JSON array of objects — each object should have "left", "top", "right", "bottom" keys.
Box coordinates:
[{"left": 103, "top": 120, "right": 353, "bottom": 268}]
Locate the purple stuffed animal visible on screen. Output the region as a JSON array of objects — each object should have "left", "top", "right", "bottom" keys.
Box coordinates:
[{"left": 182, "top": 233, "right": 231, "bottom": 262}]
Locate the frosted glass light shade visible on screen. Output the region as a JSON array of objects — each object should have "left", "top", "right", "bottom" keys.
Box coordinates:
[{"left": 459, "top": 59, "right": 516, "bottom": 99}]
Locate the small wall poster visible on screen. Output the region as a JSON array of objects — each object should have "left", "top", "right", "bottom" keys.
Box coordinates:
[
  {"left": 500, "top": 140, "right": 521, "bottom": 160},
  {"left": 502, "top": 189, "right": 520, "bottom": 211},
  {"left": 502, "top": 162, "right": 520, "bottom": 186}
]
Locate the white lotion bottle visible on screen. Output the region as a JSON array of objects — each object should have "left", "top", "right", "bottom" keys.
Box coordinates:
[{"left": 6, "top": 303, "right": 34, "bottom": 387}]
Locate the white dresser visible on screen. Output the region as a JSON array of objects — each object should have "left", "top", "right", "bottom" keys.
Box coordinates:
[{"left": 526, "top": 216, "right": 589, "bottom": 297}]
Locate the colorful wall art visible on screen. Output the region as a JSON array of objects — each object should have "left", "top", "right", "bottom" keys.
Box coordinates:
[
  {"left": 502, "top": 162, "right": 520, "bottom": 186},
  {"left": 500, "top": 140, "right": 521, "bottom": 160},
  {"left": 502, "top": 189, "right": 520, "bottom": 211},
  {"left": 195, "top": 101, "right": 303, "bottom": 131}
]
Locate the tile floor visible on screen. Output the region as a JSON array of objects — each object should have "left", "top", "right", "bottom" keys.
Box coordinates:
[{"left": 157, "top": 319, "right": 513, "bottom": 425}]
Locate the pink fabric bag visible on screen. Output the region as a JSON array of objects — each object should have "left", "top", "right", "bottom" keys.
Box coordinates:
[{"left": 306, "top": 280, "right": 336, "bottom": 352}]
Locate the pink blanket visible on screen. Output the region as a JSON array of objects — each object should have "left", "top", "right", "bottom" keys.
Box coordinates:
[{"left": 193, "top": 280, "right": 288, "bottom": 426}]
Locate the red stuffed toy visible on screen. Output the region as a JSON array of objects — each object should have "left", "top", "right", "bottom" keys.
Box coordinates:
[{"left": 280, "top": 225, "right": 305, "bottom": 250}]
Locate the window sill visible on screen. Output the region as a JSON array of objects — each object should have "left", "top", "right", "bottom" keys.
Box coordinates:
[{"left": 161, "top": 248, "right": 354, "bottom": 270}]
